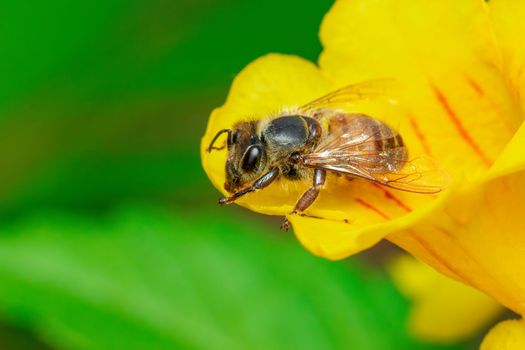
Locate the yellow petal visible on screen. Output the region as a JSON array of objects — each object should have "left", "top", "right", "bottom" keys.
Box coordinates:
[
  {"left": 481, "top": 319, "right": 525, "bottom": 350},
  {"left": 489, "top": 0, "right": 525, "bottom": 112},
  {"left": 292, "top": 0, "right": 524, "bottom": 258},
  {"left": 390, "top": 256, "right": 502, "bottom": 343},
  {"left": 389, "top": 169, "right": 525, "bottom": 315},
  {"left": 315, "top": 0, "right": 525, "bottom": 312},
  {"left": 388, "top": 120, "right": 525, "bottom": 315},
  {"left": 320, "top": 0, "right": 522, "bottom": 179},
  {"left": 487, "top": 121, "right": 525, "bottom": 181},
  {"left": 290, "top": 185, "right": 453, "bottom": 259},
  {"left": 389, "top": 255, "right": 442, "bottom": 300}
]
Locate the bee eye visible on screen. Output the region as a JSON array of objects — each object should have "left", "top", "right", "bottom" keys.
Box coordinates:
[{"left": 241, "top": 145, "right": 262, "bottom": 172}]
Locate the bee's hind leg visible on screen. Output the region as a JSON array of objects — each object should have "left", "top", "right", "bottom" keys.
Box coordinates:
[{"left": 281, "top": 169, "right": 326, "bottom": 231}]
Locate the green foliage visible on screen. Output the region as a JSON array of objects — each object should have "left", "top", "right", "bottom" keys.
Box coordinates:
[{"left": 0, "top": 207, "right": 459, "bottom": 350}]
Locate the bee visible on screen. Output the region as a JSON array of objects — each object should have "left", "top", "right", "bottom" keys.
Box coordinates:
[{"left": 206, "top": 79, "right": 449, "bottom": 229}]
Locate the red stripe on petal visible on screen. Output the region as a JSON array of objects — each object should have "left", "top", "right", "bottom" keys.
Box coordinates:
[
  {"left": 355, "top": 198, "right": 390, "bottom": 220},
  {"left": 408, "top": 114, "right": 432, "bottom": 155},
  {"left": 464, "top": 74, "right": 484, "bottom": 96},
  {"left": 371, "top": 183, "right": 412, "bottom": 213},
  {"left": 431, "top": 84, "right": 492, "bottom": 167}
]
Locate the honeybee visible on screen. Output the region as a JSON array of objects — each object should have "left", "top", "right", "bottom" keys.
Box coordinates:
[{"left": 207, "top": 79, "right": 449, "bottom": 229}]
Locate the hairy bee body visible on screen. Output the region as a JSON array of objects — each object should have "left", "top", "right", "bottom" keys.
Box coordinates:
[{"left": 224, "top": 111, "right": 406, "bottom": 192}]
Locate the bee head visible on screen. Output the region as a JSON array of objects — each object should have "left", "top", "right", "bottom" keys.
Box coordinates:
[{"left": 208, "top": 122, "right": 267, "bottom": 193}]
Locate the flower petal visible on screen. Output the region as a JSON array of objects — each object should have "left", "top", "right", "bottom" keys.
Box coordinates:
[
  {"left": 488, "top": 121, "right": 525, "bottom": 181},
  {"left": 489, "top": 0, "right": 525, "bottom": 112},
  {"left": 384, "top": 124, "right": 525, "bottom": 314},
  {"left": 290, "top": 185, "right": 452, "bottom": 259},
  {"left": 316, "top": 0, "right": 525, "bottom": 286},
  {"left": 320, "top": 0, "right": 522, "bottom": 178},
  {"left": 481, "top": 319, "right": 525, "bottom": 350},
  {"left": 388, "top": 164, "right": 525, "bottom": 315},
  {"left": 390, "top": 256, "right": 502, "bottom": 343},
  {"left": 388, "top": 120, "right": 525, "bottom": 314}
]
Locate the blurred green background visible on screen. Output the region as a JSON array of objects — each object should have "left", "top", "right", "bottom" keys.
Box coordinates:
[{"left": 0, "top": 0, "right": 486, "bottom": 349}]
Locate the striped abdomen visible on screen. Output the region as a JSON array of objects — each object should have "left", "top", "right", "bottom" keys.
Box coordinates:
[{"left": 326, "top": 113, "right": 407, "bottom": 173}]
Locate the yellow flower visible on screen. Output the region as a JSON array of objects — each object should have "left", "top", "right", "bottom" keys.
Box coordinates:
[
  {"left": 389, "top": 255, "right": 503, "bottom": 343},
  {"left": 481, "top": 319, "right": 525, "bottom": 350},
  {"left": 201, "top": 0, "right": 525, "bottom": 327}
]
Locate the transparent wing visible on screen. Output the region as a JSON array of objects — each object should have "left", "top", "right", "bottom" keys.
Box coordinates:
[
  {"left": 366, "top": 156, "right": 451, "bottom": 194},
  {"left": 302, "top": 130, "right": 450, "bottom": 194},
  {"left": 299, "top": 78, "right": 398, "bottom": 113},
  {"left": 305, "top": 155, "right": 450, "bottom": 194}
]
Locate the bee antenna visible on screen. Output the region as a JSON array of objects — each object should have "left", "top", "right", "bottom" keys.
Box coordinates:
[{"left": 207, "top": 129, "right": 232, "bottom": 153}]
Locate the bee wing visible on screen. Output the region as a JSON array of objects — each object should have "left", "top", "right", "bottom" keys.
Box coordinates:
[
  {"left": 299, "top": 78, "right": 398, "bottom": 113},
  {"left": 302, "top": 131, "right": 451, "bottom": 194},
  {"left": 364, "top": 156, "right": 451, "bottom": 194}
]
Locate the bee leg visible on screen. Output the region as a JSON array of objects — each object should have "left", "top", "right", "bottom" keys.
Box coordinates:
[
  {"left": 281, "top": 169, "right": 326, "bottom": 231},
  {"left": 219, "top": 168, "right": 279, "bottom": 205}
]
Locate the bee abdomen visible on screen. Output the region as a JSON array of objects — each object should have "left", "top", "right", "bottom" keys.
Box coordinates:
[{"left": 328, "top": 113, "right": 407, "bottom": 173}]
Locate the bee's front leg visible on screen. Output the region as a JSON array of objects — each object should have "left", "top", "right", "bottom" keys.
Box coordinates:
[
  {"left": 281, "top": 169, "right": 326, "bottom": 231},
  {"left": 219, "top": 168, "right": 279, "bottom": 205}
]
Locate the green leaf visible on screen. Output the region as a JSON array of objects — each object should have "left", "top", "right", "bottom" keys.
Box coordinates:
[{"left": 0, "top": 206, "right": 460, "bottom": 349}]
